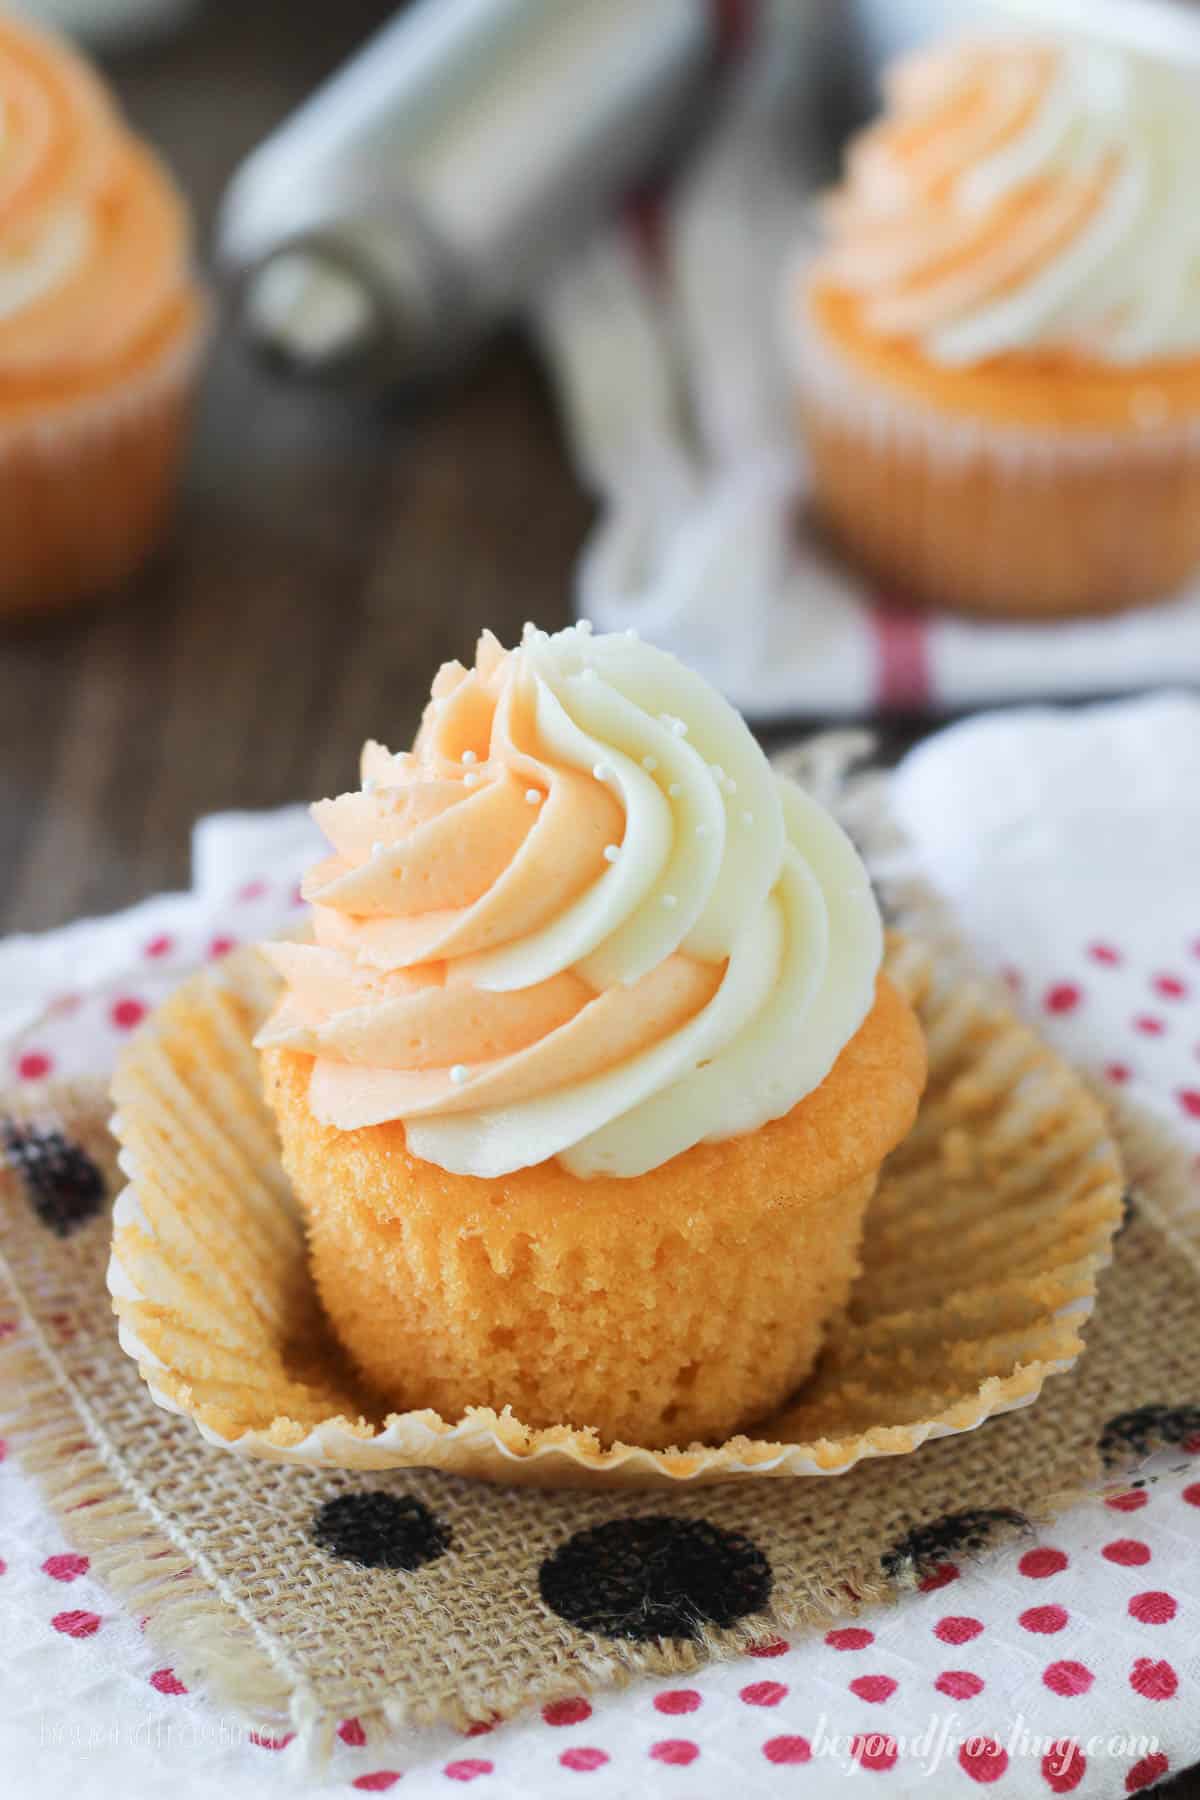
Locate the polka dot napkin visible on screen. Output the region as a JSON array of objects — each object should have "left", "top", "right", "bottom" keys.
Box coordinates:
[{"left": 2, "top": 694, "right": 1199, "bottom": 1797}]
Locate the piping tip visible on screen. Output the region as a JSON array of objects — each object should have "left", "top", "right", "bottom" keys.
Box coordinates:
[{"left": 242, "top": 247, "right": 387, "bottom": 379}]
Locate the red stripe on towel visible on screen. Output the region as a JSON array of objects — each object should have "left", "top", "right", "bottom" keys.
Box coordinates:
[{"left": 872, "top": 598, "right": 932, "bottom": 711}]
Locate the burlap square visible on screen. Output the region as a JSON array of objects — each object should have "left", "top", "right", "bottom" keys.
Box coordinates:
[{"left": 2, "top": 752, "right": 1198, "bottom": 1749}]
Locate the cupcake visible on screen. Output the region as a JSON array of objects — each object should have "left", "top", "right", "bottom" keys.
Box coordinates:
[
  {"left": 256, "top": 625, "right": 925, "bottom": 1449},
  {"left": 788, "top": 33, "right": 1200, "bottom": 619},
  {"left": 0, "top": 14, "right": 206, "bottom": 618}
]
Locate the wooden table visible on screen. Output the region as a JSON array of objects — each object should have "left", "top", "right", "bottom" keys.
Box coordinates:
[{"left": 0, "top": 0, "right": 595, "bottom": 935}]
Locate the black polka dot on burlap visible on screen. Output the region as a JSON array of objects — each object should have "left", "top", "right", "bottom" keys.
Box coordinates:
[
  {"left": 1099, "top": 1405, "right": 1200, "bottom": 1470},
  {"left": 2, "top": 1124, "right": 106, "bottom": 1238},
  {"left": 882, "top": 1507, "right": 1031, "bottom": 1583},
  {"left": 1114, "top": 1189, "right": 1138, "bottom": 1237},
  {"left": 538, "top": 1516, "right": 772, "bottom": 1642},
  {"left": 312, "top": 1492, "right": 451, "bottom": 1571}
]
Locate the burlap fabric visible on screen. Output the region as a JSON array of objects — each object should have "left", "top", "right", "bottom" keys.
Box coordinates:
[{"left": 1, "top": 760, "right": 1198, "bottom": 1749}]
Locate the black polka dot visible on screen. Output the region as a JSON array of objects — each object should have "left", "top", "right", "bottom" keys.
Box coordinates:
[
  {"left": 881, "top": 1507, "right": 1031, "bottom": 1584},
  {"left": 1114, "top": 1189, "right": 1138, "bottom": 1237},
  {"left": 1099, "top": 1405, "right": 1200, "bottom": 1470},
  {"left": 312, "top": 1492, "right": 451, "bottom": 1570},
  {"left": 3, "top": 1125, "right": 106, "bottom": 1238},
  {"left": 539, "top": 1516, "right": 772, "bottom": 1642}
]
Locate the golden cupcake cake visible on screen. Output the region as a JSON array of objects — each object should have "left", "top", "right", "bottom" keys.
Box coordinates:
[
  {"left": 0, "top": 13, "right": 206, "bottom": 618},
  {"left": 788, "top": 32, "right": 1200, "bottom": 619},
  {"left": 256, "top": 624, "right": 925, "bottom": 1449}
]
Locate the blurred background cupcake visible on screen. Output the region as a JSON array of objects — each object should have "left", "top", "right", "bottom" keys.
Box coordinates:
[
  {"left": 787, "top": 27, "right": 1200, "bottom": 620},
  {"left": 0, "top": 11, "right": 205, "bottom": 619}
]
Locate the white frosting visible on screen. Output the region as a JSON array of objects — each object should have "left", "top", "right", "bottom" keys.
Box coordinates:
[
  {"left": 0, "top": 207, "right": 92, "bottom": 322},
  {"left": 835, "top": 36, "right": 1200, "bottom": 366},
  {"left": 393, "top": 625, "right": 884, "bottom": 1178}
]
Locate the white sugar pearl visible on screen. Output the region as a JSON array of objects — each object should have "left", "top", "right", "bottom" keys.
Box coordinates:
[
  {"left": 463, "top": 772, "right": 479, "bottom": 787},
  {"left": 461, "top": 749, "right": 478, "bottom": 765},
  {"left": 525, "top": 789, "right": 542, "bottom": 805},
  {"left": 593, "top": 762, "right": 613, "bottom": 782},
  {"left": 624, "top": 627, "right": 639, "bottom": 639},
  {"left": 577, "top": 619, "right": 594, "bottom": 635},
  {"left": 371, "top": 841, "right": 386, "bottom": 856},
  {"left": 450, "top": 1065, "right": 470, "bottom": 1085},
  {"left": 660, "top": 893, "right": 678, "bottom": 909},
  {"left": 642, "top": 755, "right": 658, "bottom": 773},
  {"left": 668, "top": 783, "right": 681, "bottom": 798},
  {"left": 603, "top": 844, "right": 621, "bottom": 863}
]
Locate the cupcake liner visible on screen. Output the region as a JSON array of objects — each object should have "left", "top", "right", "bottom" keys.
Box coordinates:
[
  {"left": 785, "top": 270, "right": 1200, "bottom": 619},
  {"left": 0, "top": 292, "right": 209, "bottom": 619},
  {"left": 108, "top": 920, "right": 1124, "bottom": 1490}
]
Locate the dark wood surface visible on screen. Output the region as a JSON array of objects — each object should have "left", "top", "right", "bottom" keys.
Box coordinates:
[{"left": 0, "top": 0, "right": 594, "bottom": 935}]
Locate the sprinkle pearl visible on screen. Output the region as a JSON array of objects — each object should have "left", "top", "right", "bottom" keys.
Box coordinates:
[
  {"left": 463, "top": 772, "right": 479, "bottom": 787},
  {"left": 660, "top": 893, "right": 678, "bottom": 909},
  {"left": 525, "top": 789, "right": 542, "bottom": 805},
  {"left": 624, "top": 628, "right": 639, "bottom": 639},
  {"left": 668, "top": 783, "right": 681, "bottom": 798},
  {"left": 577, "top": 619, "right": 594, "bottom": 635},
  {"left": 593, "top": 762, "right": 613, "bottom": 782},
  {"left": 642, "top": 756, "right": 658, "bottom": 773},
  {"left": 461, "top": 749, "right": 478, "bottom": 765},
  {"left": 363, "top": 776, "right": 377, "bottom": 794},
  {"left": 603, "top": 844, "right": 621, "bottom": 863},
  {"left": 450, "top": 1065, "right": 470, "bottom": 1085}
]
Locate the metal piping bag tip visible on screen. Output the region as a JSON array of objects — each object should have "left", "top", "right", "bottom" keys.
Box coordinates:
[{"left": 243, "top": 248, "right": 390, "bottom": 379}]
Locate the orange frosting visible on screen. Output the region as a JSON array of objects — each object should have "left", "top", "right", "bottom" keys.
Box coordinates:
[
  {"left": 0, "top": 14, "right": 197, "bottom": 411},
  {"left": 806, "top": 36, "right": 1200, "bottom": 431}
]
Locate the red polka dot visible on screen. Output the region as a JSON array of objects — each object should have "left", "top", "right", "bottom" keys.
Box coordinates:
[
  {"left": 763, "top": 1737, "right": 811, "bottom": 1765},
  {"left": 919, "top": 1561, "right": 960, "bottom": 1592},
  {"left": 1042, "top": 1661, "right": 1093, "bottom": 1697},
  {"left": 1126, "top": 1752, "right": 1170, "bottom": 1792},
  {"left": 1134, "top": 1015, "right": 1166, "bottom": 1036},
  {"left": 746, "top": 1637, "right": 789, "bottom": 1657},
  {"left": 826, "top": 1627, "right": 875, "bottom": 1650},
  {"left": 1044, "top": 983, "right": 1082, "bottom": 1015},
  {"left": 543, "top": 1698, "right": 591, "bottom": 1727},
  {"left": 1130, "top": 1657, "right": 1178, "bottom": 1701},
  {"left": 1107, "top": 1490, "right": 1149, "bottom": 1512},
  {"left": 1153, "top": 974, "right": 1189, "bottom": 1000},
  {"left": 249, "top": 1732, "right": 295, "bottom": 1751},
  {"left": 444, "top": 1761, "right": 492, "bottom": 1782},
  {"left": 1042, "top": 1739, "right": 1086, "bottom": 1793},
  {"left": 1020, "top": 1548, "right": 1068, "bottom": 1579},
  {"left": 1129, "top": 1591, "right": 1177, "bottom": 1625},
  {"left": 936, "top": 1671, "right": 984, "bottom": 1700},
  {"left": 42, "top": 1553, "right": 89, "bottom": 1582},
  {"left": 851, "top": 1733, "right": 899, "bottom": 1773},
  {"left": 935, "top": 1616, "right": 983, "bottom": 1644},
  {"left": 16, "top": 1050, "right": 52, "bottom": 1081},
  {"left": 237, "top": 879, "right": 268, "bottom": 903},
  {"left": 1104, "top": 1539, "right": 1151, "bottom": 1566},
  {"left": 1184, "top": 1482, "right": 1200, "bottom": 1507},
  {"left": 1089, "top": 943, "right": 1123, "bottom": 966},
  {"left": 339, "top": 1718, "right": 367, "bottom": 1747},
  {"left": 144, "top": 934, "right": 173, "bottom": 959},
  {"left": 740, "top": 1680, "right": 787, "bottom": 1708},
  {"left": 110, "top": 997, "right": 146, "bottom": 1032},
  {"left": 208, "top": 935, "right": 236, "bottom": 960},
  {"left": 850, "top": 1676, "right": 898, "bottom": 1705},
  {"left": 0, "top": 1437, "right": 7, "bottom": 1459},
  {"left": 149, "top": 1668, "right": 187, "bottom": 1696},
  {"left": 650, "top": 1741, "right": 699, "bottom": 1767},
  {"left": 1106, "top": 1063, "right": 1132, "bottom": 1085},
  {"left": 354, "top": 1776, "right": 402, "bottom": 1793},
  {"left": 1020, "top": 1605, "right": 1068, "bottom": 1634},
  {"left": 51, "top": 1610, "right": 100, "bottom": 1638},
  {"left": 560, "top": 1749, "right": 609, "bottom": 1773},
  {"left": 464, "top": 1722, "right": 494, "bottom": 1739},
  {"left": 654, "top": 1690, "right": 701, "bottom": 1715},
  {"left": 1178, "top": 1089, "right": 1200, "bottom": 1119},
  {"left": 959, "top": 1738, "right": 1008, "bottom": 1784}
]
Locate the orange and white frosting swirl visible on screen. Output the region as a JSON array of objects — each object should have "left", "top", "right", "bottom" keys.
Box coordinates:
[
  {"left": 818, "top": 35, "right": 1200, "bottom": 365},
  {"left": 0, "top": 14, "right": 195, "bottom": 394},
  {"left": 257, "top": 625, "right": 883, "bottom": 1180}
]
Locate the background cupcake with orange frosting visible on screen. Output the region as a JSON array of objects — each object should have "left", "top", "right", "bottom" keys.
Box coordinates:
[
  {"left": 787, "top": 30, "right": 1200, "bottom": 620},
  {"left": 0, "top": 11, "right": 205, "bottom": 617}
]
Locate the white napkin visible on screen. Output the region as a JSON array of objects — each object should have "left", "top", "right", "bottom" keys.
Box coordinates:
[
  {"left": 531, "top": 21, "right": 1200, "bottom": 721},
  {"left": 2, "top": 692, "right": 1199, "bottom": 1799}
]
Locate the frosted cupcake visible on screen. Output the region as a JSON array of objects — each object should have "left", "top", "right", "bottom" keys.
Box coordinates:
[
  {"left": 788, "top": 33, "right": 1200, "bottom": 619},
  {"left": 0, "top": 14, "right": 206, "bottom": 617},
  {"left": 257, "top": 625, "right": 925, "bottom": 1449}
]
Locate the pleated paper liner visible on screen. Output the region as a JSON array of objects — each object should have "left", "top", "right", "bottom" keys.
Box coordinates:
[{"left": 105, "top": 914, "right": 1124, "bottom": 1489}]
